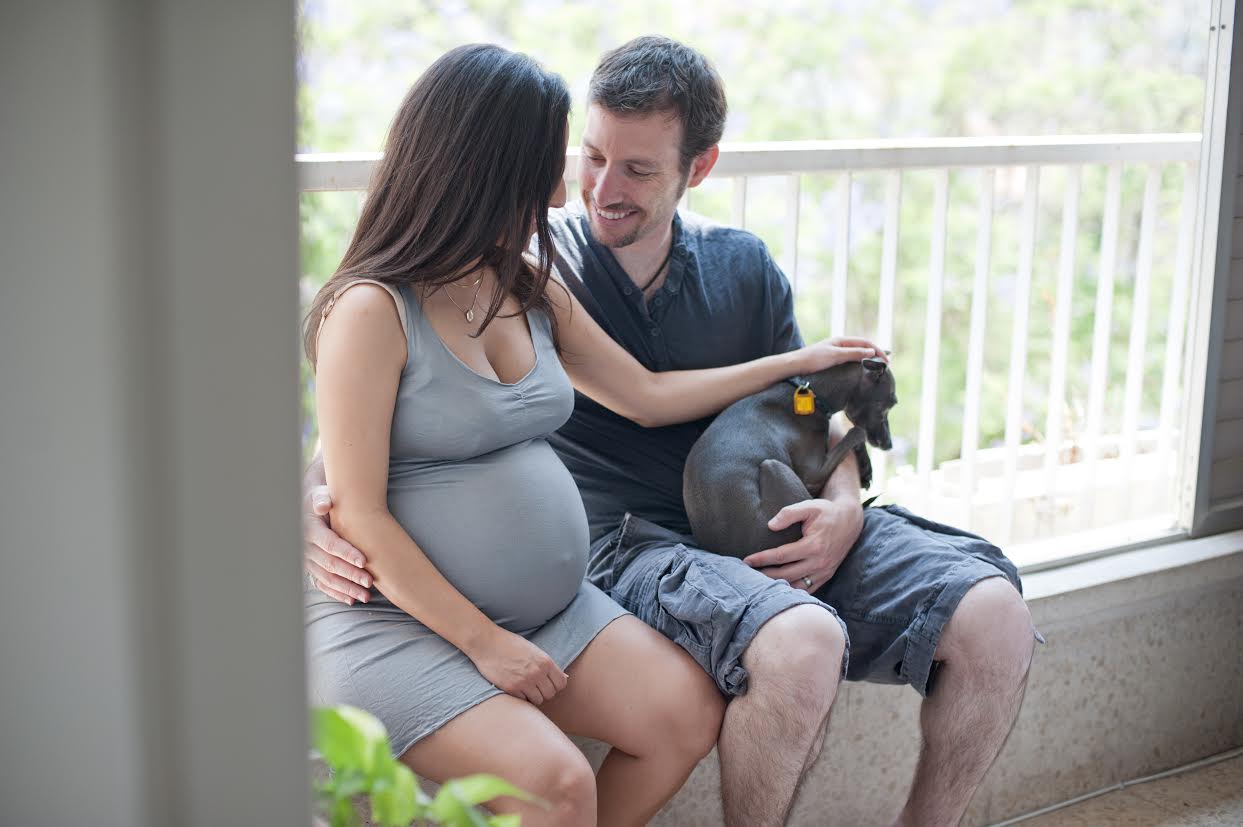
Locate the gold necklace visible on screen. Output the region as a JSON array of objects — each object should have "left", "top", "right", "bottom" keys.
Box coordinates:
[{"left": 444, "top": 276, "right": 485, "bottom": 323}]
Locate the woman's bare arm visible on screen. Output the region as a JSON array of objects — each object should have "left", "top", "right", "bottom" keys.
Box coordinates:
[
  {"left": 546, "top": 280, "right": 881, "bottom": 427},
  {"left": 315, "top": 284, "right": 499, "bottom": 654}
]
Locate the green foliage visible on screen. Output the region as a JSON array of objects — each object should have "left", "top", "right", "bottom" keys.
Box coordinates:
[{"left": 312, "top": 705, "right": 536, "bottom": 827}]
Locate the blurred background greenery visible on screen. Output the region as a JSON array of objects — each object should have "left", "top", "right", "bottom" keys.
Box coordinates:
[{"left": 297, "top": 0, "right": 1209, "bottom": 475}]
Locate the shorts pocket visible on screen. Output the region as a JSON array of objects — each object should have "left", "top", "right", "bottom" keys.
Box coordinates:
[{"left": 655, "top": 551, "right": 743, "bottom": 656}]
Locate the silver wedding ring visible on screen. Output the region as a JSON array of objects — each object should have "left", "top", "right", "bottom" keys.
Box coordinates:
[{"left": 801, "top": 576, "right": 814, "bottom": 588}]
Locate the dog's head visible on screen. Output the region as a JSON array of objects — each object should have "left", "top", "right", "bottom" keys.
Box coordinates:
[{"left": 843, "top": 357, "right": 896, "bottom": 451}]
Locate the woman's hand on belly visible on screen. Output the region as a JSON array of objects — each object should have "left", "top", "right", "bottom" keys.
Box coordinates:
[{"left": 465, "top": 625, "right": 568, "bottom": 705}]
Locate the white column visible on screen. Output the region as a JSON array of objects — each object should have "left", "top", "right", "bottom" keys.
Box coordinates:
[
  {"left": 961, "top": 168, "right": 996, "bottom": 527},
  {"left": 1043, "top": 166, "right": 1081, "bottom": 512},
  {"left": 831, "top": 173, "right": 852, "bottom": 336},
  {"left": 0, "top": 3, "right": 308, "bottom": 826},
  {"left": 1083, "top": 164, "right": 1123, "bottom": 527},
  {"left": 916, "top": 169, "right": 950, "bottom": 510},
  {"left": 1000, "top": 165, "right": 1041, "bottom": 544},
  {"left": 874, "top": 171, "right": 903, "bottom": 491},
  {"left": 732, "top": 176, "right": 749, "bottom": 229}
]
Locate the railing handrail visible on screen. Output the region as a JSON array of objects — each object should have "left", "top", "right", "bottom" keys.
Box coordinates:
[{"left": 296, "top": 133, "right": 1201, "bottom": 192}]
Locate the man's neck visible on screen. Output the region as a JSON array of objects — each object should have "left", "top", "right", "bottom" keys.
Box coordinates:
[{"left": 611, "top": 224, "right": 675, "bottom": 291}]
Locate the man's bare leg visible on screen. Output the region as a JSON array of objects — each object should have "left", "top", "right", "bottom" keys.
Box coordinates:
[
  {"left": 892, "top": 578, "right": 1036, "bottom": 827},
  {"left": 718, "top": 605, "right": 846, "bottom": 827}
]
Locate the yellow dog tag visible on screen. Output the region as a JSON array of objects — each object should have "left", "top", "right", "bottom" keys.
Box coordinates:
[{"left": 793, "top": 383, "right": 816, "bottom": 415}]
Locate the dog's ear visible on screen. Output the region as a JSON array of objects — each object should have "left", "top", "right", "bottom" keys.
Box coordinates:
[{"left": 862, "top": 357, "right": 888, "bottom": 380}]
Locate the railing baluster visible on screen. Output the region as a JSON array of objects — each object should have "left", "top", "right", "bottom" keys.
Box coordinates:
[
  {"left": 961, "top": 168, "right": 995, "bottom": 528},
  {"left": 831, "top": 173, "right": 851, "bottom": 337},
  {"left": 1083, "top": 164, "right": 1123, "bottom": 527},
  {"left": 874, "top": 171, "right": 902, "bottom": 491},
  {"left": 784, "top": 174, "right": 801, "bottom": 294},
  {"left": 1043, "top": 166, "right": 1081, "bottom": 509},
  {"left": 916, "top": 169, "right": 950, "bottom": 511},
  {"left": 1118, "top": 165, "right": 1162, "bottom": 513},
  {"left": 878, "top": 172, "right": 901, "bottom": 349},
  {"left": 732, "top": 176, "right": 748, "bottom": 229},
  {"left": 1156, "top": 164, "right": 1198, "bottom": 504},
  {"left": 1000, "top": 166, "right": 1041, "bottom": 544}
]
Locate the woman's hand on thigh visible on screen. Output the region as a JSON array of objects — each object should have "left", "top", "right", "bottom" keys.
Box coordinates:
[{"left": 468, "top": 628, "right": 568, "bottom": 706}]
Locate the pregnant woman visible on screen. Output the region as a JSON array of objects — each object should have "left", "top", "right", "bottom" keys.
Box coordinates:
[{"left": 304, "top": 45, "right": 878, "bottom": 827}]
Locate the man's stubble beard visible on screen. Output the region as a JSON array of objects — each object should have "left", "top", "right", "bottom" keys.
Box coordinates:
[
  {"left": 611, "top": 225, "right": 642, "bottom": 248},
  {"left": 590, "top": 173, "right": 689, "bottom": 251}
]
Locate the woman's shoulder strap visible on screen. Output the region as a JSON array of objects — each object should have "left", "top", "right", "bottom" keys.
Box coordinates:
[{"left": 314, "top": 279, "right": 410, "bottom": 355}]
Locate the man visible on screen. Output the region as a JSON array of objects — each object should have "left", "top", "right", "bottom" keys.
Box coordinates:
[{"left": 305, "top": 36, "right": 1040, "bottom": 827}]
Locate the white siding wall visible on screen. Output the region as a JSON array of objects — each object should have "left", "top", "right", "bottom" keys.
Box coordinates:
[
  {"left": 1215, "top": 162, "right": 1243, "bottom": 500},
  {"left": 1195, "top": 3, "right": 1243, "bottom": 534}
]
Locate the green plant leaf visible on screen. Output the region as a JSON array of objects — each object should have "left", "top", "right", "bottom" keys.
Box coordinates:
[
  {"left": 427, "top": 787, "right": 490, "bottom": 827},
  {"left": 312, "top": 706, "right": 390, "bottom": 777},
  {"left": 440, "top": 775, "right": 535, "bottom": 807},
  {"left": 329, "top": 795, "right": 358, "bottom": 827},
  {"left": 487, "top": 815, "right": 522, "bottom": 827},
  {"left": 334, "top": 770, "right": 369, "bottom": 801},
  {"left": 371, "top": 761, "right": 420, "bottom": 827}
]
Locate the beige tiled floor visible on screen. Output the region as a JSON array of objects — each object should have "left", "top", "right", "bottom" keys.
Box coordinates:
[{"left": 1015, "top": 755, "right": 1243, "bottom": 827}]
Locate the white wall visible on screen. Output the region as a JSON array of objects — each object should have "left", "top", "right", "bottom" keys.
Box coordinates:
[{"left": 0, "top": 2, "right": 308, "bottom": 825}]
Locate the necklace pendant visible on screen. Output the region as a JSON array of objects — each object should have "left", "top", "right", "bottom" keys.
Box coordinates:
[{"left": 465, "top": 309, "right": 475, "bottom": 323}]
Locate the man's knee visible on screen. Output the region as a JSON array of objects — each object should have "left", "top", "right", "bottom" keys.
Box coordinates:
[
  {"left": 938, "top": 577, "right": 1035, "bottom": 680},
  {"left": 744, "top": 604, "right": 846, "bottom": 699}
]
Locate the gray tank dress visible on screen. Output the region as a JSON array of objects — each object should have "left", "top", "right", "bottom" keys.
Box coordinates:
[{"left": 304, "top": 279, "right": 628, "bottom": 757}]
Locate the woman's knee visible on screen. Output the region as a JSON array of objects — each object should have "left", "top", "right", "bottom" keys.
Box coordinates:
[
  {"left": 524, "top": 744, "right": 596, "bottom": 826},
  {"left": 679, "top": 665, "right": 726, "bottom": 759},
  {"left": 641, "top": 651, "right": 725, "bottom": 761},
  {"left": 403, "top": 698, "right": 596, "bottom": 827}
]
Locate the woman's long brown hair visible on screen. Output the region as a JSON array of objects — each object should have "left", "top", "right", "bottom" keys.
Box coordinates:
[{"left": 304, "top": 44, "right": 570, "bottom": 365}]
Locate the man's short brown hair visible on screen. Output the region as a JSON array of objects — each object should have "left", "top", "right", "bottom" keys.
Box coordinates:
[{"left": 588, "top": 36, "right": 728, "bottom": 173}]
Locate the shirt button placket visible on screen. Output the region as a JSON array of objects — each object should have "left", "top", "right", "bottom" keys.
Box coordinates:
[{"left": 650, "top": 325, "right": 669, "bottom": 367}]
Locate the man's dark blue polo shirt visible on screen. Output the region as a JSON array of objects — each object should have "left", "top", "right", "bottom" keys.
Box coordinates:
[{"left": 546, "top": 203, "right": 804, "bottom": 542}]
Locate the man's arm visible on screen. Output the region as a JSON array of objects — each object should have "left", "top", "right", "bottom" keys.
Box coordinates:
[{"left": 742, "top": 415, "right": 865, "bottom": 592}]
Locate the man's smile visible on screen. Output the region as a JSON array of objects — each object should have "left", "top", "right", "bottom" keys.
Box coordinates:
[{"left": 592, "top": 203, "right": 639, "bottom": 222}]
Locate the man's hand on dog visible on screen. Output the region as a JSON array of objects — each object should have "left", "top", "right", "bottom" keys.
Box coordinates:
[
  {"left": 743, "top": 497, "right": 864, "bottom": 592},
  {"left": 742, "top": 415, "right": 866, "bottom": 592}
]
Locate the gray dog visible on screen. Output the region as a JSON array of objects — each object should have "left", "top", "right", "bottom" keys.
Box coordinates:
[{"left": 683, "top": 358, "right": 896, "bottom": 559}]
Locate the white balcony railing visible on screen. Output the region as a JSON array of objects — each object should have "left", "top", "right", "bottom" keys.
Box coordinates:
[{"left": 298, "top": 134, "right": 1201, "bottom": 567}]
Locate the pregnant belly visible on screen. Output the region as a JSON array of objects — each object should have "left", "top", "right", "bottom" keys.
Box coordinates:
[{"left": 387, "top": 438, "right": 590, "bottom": 634}]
